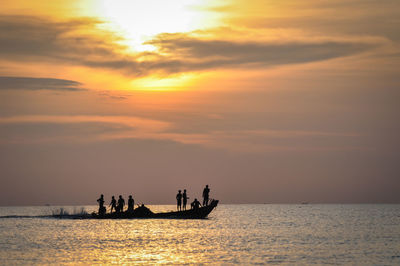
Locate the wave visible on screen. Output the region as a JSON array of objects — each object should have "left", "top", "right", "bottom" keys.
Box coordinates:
[
  {"left": 0, "top": 215, "right": 52, "bottom": 219},
  {"left": 0, "top": 207, "right": 90, "bottom": 219}
]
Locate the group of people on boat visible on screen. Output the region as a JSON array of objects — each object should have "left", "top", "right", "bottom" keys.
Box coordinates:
[
  {"left": 97, "top": 185, "right": 211, "bottom": 215},
  {"left": 176, "top": 185, "right": 211, "bottom": 211},
  {"left": 97, "top": 194, "right": 135, "bottom": 215}
]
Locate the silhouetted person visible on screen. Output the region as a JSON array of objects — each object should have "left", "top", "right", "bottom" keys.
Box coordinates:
[
  {"left": 176, "top": 190, "right": 183, "bottom": 211},
  {"left": 183, "top": 189, "right": 189, "bottom": 211},
  {"left": 117, "top": 195, "right": 125, "bottom": 213},
  {"left": 191, "top": 198, "right": 201, "bottom": 210},
  {"left": 128, "top": 195, "right": 134, "bottom": 212},
  {"left": 97, "top": 194, "right": 105, "bottom": 215},
  {"left": 109, "top": 196, "right": 117, "bottom": 213},
  {"left": 202, "top": 185, "right": 210, "bottom": 206}
]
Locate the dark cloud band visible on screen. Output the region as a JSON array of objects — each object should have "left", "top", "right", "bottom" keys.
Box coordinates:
[
  {"left": 0, "top": 15, "right": 382, "bottom": 77},
  {"left": 0, "top": 76, "right": 85, "bottom": 91}
]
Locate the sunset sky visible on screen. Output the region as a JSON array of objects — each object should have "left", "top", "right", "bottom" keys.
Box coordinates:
[{"left": 1, "top": 0, "right": 399, "bottom": 205}]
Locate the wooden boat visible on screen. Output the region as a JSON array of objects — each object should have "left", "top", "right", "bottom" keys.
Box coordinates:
[{"left": 90, "top": 199, "right": 219, "bottom": 219}]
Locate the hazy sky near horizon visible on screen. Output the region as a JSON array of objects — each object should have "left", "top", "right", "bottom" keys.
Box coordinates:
[{"left": 0, "top": 0, "right": 399, "bottom": 205}]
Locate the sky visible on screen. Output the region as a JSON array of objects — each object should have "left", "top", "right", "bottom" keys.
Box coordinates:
[{"left": 0, "top": 0, "right": 399, "bottom": 205}]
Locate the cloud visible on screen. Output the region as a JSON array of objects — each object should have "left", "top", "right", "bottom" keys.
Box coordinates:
[
  {"left": 97, "top": 90, "right": 130, "bottom": 100},
  {"left": 0, "top": 76, "right": 85, "bottom": 91},
  {"left": 228, "top": 16, "right": 400, "bottom": 42},
  {"left": 0, "top": 15, "right": 141, "bottom": 75},
  {"left": 0, "top": 115, "right": 170, "bottom": 143},
  {"left": 220, "top": 0, "right": 400, "bottom": 42},
  {"left": 0, "top": 115, "right": 174, "bottom": 144},
  {"left": 0, "top": 115, "right": 362, "bottom": 152},
  {"left": 0, "top": 15, "right": 383, "bottom": 78},
  {"left": 0, "top": 15, "right": 121, "bottom": 61},
  {"left": 144, "top": 33, "right": 380, "bottom": 74}
]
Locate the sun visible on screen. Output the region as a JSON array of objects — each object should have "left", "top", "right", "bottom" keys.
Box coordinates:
[
  {"left": 92, "top": 0, "right": 218, "bottom": 52},
  {"left": 77, "top": 0, "right": 223, "bottom": 91},
  {"left": 130, "top": 73, "right": 196, "bottom": 91}
]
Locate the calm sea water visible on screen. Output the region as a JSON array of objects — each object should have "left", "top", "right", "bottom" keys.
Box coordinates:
[{"left": 0, "top": 204, "right": 399, "bottom": 264}]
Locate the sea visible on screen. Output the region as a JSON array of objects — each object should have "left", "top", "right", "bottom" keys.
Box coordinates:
[{"left": 0, "top": 204, "right": 399, "bottom": 265}]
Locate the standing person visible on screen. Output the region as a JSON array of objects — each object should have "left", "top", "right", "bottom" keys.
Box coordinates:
[
  {"left": 97, "top": 194, "right": 105, "bottom": 215},
  {"left": 176, "top": 190, "right": 183, "bottom": 211},
  {"left": 117, "top": 195, "right": 125, "bottom": 213},
  {"left": 182, "top": 189, "right": 189, "bottom": 211},
  {"left": 128, "top": 195, "right": 134, "bottom": 212},
  {"left": 109, "top": 196, "right": 116, "bottom": 213},
  {"left": 202, "top": 185, "right": 210, "bottom": 206}
]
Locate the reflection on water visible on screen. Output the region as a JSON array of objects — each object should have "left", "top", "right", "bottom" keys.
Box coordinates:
[{"left": 1, "top": 204, "right": 400, "bottom": 264}]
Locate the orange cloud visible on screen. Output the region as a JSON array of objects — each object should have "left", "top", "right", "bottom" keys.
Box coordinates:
[{"left": 0, "top": 15, "right": 386, "bottom": 80}]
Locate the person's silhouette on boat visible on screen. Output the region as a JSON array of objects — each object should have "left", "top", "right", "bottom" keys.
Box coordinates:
[
  {"left": 117, "top": 195, "right": 125, "bottom": 213},
  {"left": 109, "top": 196, "right": 116, "bottom": 213},
  {"left": 202, "top": 185, "right": 210, "bottom": 206},
  {"left": 191, "top": 198, "right": 201, "bottom": 210},
  {"left": 182, "top": 189, "right": 189, "bottom": 211},
  {"left": 97, "top": 194, "right": 106, "bottom": 215},
  {"left": 176, "top": 190, "right": 183, "bottom": 211},
  {"left": 128, "top": 195, "right": 134, "bottom": 212}
]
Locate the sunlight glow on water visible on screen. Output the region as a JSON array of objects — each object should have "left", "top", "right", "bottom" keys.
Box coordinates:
[{"left": 1, "top": 204, "right": 400, "bottom": 264}]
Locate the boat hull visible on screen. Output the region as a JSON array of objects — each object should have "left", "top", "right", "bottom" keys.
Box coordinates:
[{"left": 91, "top": 199, "right": 219, "bottom": 219}]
